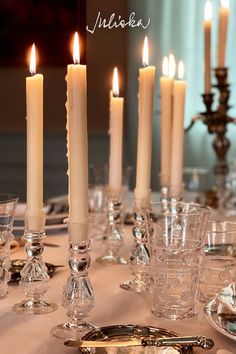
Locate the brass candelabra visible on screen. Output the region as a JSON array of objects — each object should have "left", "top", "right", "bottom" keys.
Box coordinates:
[{"left": 186, "top": 67, "right": 236, "bottom": 176}]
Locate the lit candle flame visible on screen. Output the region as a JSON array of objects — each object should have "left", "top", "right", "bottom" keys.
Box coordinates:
[
  {"left": 162, "top": 56, "right": 169, "bottom": 77},
  {"left": 178, "top": 61, "right": 185, "bottom": 80},
  {"left": 142, "top": 36, "right": 149, "bottom": 67},
  {"left": 29, "top": 43, "right": 36, "bottom": 75},
  {"left": 73, "top": 32, "right": 80, "bottom": 64},
  {"left": 221, "top": 0, "right": 230, "bottom": 8},
  {"left": 168, "top": 53, "right": 176, "bottom": 78},
  {"left": 112, "top": 67, "right": 119, "bottom": 97},
  {"left": 204, "top": 0, "right": 212, "bottom": 21}
]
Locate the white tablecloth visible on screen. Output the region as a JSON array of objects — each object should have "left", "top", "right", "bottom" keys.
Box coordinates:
[{"left": 0, "top": 227, "right": 235, "bottom": 354}]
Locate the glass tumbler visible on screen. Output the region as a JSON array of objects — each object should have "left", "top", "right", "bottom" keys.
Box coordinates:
[
  {"left": 0, "top": 194, "right": 18, "bottom": 298},
  {"left": 197, "top": 221, "right": 236, "bottom": 303},
  {"left": 150, "top": 201, "right": 210, "bottom": 320}
]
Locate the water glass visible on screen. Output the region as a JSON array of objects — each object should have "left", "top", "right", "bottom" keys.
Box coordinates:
[
  {"left": 198, "top": 221, "right": 236, "bottom": 303},
  {"left": 0, "top": 194, "right": 18, "bottom": 298},
  {"left": 150, "top": 201, "right": 210, "bottom": 320}
]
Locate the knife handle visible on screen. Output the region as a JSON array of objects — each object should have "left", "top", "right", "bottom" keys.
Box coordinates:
[{"left": 141, "top": 336, "right": 214, "bottom": 350}]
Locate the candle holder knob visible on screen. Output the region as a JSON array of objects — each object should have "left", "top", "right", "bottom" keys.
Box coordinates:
[
  {"left": 51, "top": 226, "right": 95, "bottom": 340},
  {"left": 12, "top": 228, "right": 57, "bottom": 314},
  {"left": 213, "top": 133, "right": 230, "bottom": 175},
  {"left": 97, "top": 194, "right": 127, "bottom": 265},
  {"left": 120, "top": 200, "right": 152, "bottom": 293},
  {"left": 202, "top": 93, "right": 214, "bottom": 114}
]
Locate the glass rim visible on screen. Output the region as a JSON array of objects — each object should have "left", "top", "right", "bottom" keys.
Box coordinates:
[
  {"left": 150, "top": 201, "right": 211, "bottom": 216},
  {"left": 0, "top": 194, "right": 19, "bottom": 203},
  {"left": 206, "top": 220, "right": 236, "bottom": 233},
  {"left": 183, "top": 167, "right": 209, "bottom": 174}
]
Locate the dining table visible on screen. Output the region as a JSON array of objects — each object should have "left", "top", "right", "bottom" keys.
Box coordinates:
[{"left": 0, "top": 220, "right": 235, "bottom": 354}]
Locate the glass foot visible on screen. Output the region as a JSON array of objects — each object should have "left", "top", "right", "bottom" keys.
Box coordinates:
[
  {"left": 151, "top": 307, "right": 196, "bottom": 321},
  {"left": 96, "top": 254, "right": 127, "bottom": 265},
  {"left": 51, "top": 322, "right": 95, "bottom": 340},
  {"left": 120, "top": 279, "right": 150, "bottom": 293},
  {"left": 0, "top": 289, "right": 8, "bottom": 300},
  {"left": 12, "top": 299, "right": 57, "bottom": 315}
]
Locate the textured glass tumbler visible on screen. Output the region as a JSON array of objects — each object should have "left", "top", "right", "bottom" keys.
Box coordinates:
[
  {"left": 198, "top": 221, "right": 236, "bottom": 303},
  {"left": 0, "top": 194, "right": 18, "bottom": 299},
  {"left": 150, "top": 201, "right": 210, "bottom": 320}
]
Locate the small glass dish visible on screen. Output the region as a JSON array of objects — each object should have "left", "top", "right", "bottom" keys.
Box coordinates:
[{"left": 65, "top": 324, "right": 193, "bottom": 353}]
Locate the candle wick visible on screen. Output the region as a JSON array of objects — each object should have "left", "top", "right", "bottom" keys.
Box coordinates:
[
  {"left": 143, "top": 63, "right": 148, "bottom": 68},
  {"left": 113, "top": 92, "right": 119, "bottom": 98}
]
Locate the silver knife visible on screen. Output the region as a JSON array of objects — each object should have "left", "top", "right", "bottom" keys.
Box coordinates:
[{"left": 65, "top": 336, "right": 214, "bottom": 350}]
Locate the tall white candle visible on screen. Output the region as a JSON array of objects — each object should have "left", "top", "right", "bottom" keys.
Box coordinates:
[
  {"left": 108, "top": 67, "right": 124, "bottom": 196},
  {"left": 204, "top": 1, "right": 212, "bottom": 94},
  {"left": 66, "top": 32, "right": 89, "bottom": 242},
  {"left": 135, "top": 37, "right": 156, "bottom": 202},
  {"left": 160, "top": 55, "right": 175, "bottom": 186},
  {"left": 170, "top": 61, "right": 186, "bottom": 198},
  {"left": 217, "top": 0, "right": 230, "bottom": 67},
  {"left": 26, "top": 44, "right": 44, "bottom": 231}
]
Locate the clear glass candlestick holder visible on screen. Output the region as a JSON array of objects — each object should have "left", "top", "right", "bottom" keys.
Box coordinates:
[
  {"left": 12, "top": 212, "right": 57, "bottom": 314},
  {"left": 168, "top": 183, "right": 185, "bottom": 202},
  {"left": 51, "top": 222, "right": 94, "bottom": 340},
  {"left": 120, "top": 198, "right": 152, "bottom": 293},
  {"left": 0, "top": 194, "right": 18, "bottom": 299},
  {"left": 96, "top": 190, "right": 127, "bottom": 265}
]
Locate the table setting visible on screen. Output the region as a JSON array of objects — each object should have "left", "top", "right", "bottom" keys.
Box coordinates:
[{"left": 1, "top": 1, "right": 236, "bottom": 353}]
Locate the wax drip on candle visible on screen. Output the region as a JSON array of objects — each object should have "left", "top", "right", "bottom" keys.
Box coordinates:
[
  {"left": 29, "top": 43, "right": 36, "bottom": 76},
  {"left": 112, "top": 67, "right": 119, "bottom": 98},
  {"left": 168, "top": 54, "right": 176, "bottom": 78},
  {"left": 142, "top": 36, "right": 149, "bottom": 68}
]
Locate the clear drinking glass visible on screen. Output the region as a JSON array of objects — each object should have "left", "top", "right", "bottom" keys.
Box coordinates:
[
  {"left": 0, "top": 194, "right": 18, "bottom": 299},
  {"left": 197, "top": 221, "right": 236, "bottom": 303},
  {"left": 150, "top": 201, "right": 210, "bottom": 320}
]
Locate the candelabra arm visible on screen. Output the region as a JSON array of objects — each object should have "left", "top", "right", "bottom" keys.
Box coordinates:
[
  {"left": 227, "top": 117, "right": 236, "bottom": 124},
  {"left": 185, "top": 115, "right": 203, "bottom": 132}
]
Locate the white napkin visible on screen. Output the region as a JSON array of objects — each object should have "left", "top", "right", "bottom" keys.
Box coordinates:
[{"left": 217, "top": 350, "right": 234, "bottom": 354}]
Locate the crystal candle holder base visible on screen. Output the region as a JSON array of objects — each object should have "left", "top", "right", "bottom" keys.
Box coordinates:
[
  {"left": 12, "top": 229, "right": 57, "bottom": 315},
  {"left": 120, "top": 199, "right": 152, "bottom": 293},
  {"left": 97, "top": 196, "right": 127, "bottom": 265},
  {"left": 51, "top": 321, "right": 95, "bottom": 340},
  {"left": 0, "top": 195, "right": 18, "bottom": 299},
  {"left": 51, "top": 230, "right": 95, "bottom": 340}
]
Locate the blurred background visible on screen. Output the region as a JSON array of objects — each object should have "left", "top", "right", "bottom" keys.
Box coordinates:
[{"left": 1, "top": 0, "right": 236, "bottom": 201}]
